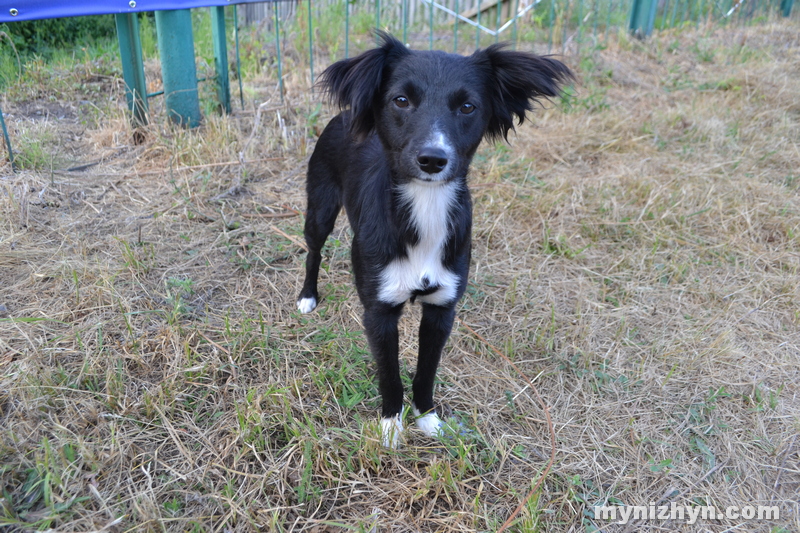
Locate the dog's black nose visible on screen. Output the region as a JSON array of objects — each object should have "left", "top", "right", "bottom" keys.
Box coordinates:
[{"left": 417, "top": 148, "right": 448, "bottom": 174}]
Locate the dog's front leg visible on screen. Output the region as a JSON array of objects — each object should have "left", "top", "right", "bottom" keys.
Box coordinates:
[
  {"left": 362, "top": 302, "right": 405, "bottom": 448},
  {"left": 412, "top": 303, "right": 456, "bottom": 438}
]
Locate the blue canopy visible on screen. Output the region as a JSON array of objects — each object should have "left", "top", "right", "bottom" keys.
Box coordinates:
[{"left": 0, "top": 0, "right": 268, "bottom": 22}]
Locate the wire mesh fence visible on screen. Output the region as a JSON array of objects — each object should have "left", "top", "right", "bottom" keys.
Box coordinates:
[
  {"left": 240, "top": 0, "right": 794, "bottom": 101},
  {"left": 248, "top": 0, "right": 795, "bottom": 53}
]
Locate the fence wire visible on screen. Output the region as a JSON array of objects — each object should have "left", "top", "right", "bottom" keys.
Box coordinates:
[{"left": 248, "top": 0, "right": 793, "bottom": 102}]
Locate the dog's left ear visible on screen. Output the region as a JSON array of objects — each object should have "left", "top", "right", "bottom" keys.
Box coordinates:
[{"left": 474, "top": 45, "right": 574, "bottom": 142}]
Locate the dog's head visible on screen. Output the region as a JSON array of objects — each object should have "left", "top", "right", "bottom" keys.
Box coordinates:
[{"left": 320, "top": 32, "right": 573, "bottom": 184}]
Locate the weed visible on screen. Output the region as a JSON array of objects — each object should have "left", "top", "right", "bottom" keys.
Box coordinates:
[
  {"left": 692, "top": 40, "right": 716, "bottom": 63},
  {"left": 117, "top": 238, "right": 156, "bottom": 275},
  {"left": 560, "top": 84, "right": 609, "bottom": 113},
  {"left": 164, "top": 277, "right": 195, "bottom": 324},
  {"left": 542, "top": 224, "right": 589, "bottom": 259}
]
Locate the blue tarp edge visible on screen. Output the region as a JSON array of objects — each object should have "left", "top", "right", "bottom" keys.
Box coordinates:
[{"left": 0, "top": 0, "right": 272, "bottom": 23}]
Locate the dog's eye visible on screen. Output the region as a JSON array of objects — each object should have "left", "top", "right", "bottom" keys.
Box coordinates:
[
  {"left": 394, "top": 96, "right": 409, "bottom": 108},
  {"left": 460, "top": 103, "right": 476, "bottom": 115}
]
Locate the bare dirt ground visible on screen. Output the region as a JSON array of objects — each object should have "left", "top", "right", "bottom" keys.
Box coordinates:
[{"left": 1, "top": 18, "right": 799, "bottom": 533}]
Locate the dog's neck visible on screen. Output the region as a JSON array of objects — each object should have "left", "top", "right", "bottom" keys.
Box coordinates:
[{"left": 397, "top": 179, "right": 461, "bottom": 237}]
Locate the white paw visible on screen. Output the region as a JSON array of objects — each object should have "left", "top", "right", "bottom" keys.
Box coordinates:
[
  {"left": 297, "top": 296, "right": 317, "bottom": 314},
  {"left": 413, "top": 406, "right": 444, "bottom": 438},
  {"left": 381, "top": 415, "right": 404, "bottom": 449}
]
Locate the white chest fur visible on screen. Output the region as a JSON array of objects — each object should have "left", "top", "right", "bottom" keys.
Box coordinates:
[{"left": 378, "top": 180, "right": 460, "bottom": 306}]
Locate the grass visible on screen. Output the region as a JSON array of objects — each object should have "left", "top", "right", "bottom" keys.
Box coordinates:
[{"left": 1, "top": 9, "right": 799, "bottom": 533}]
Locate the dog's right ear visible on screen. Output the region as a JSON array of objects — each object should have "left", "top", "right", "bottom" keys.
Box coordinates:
[{"left": 319, "top": 31, "right": 410, "bottom": 141}]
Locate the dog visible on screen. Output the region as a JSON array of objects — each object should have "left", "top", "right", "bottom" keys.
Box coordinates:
[{"left": 297, "top": 32, "right": 572, "bottom": 448}]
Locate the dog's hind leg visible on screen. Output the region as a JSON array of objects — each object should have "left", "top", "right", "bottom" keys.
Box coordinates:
[
  {"left": 412, "top": 303, "right": 456, "bottom": 438},
  {"left": 297, "top": 163, "right": 342, "bottom": 314}
]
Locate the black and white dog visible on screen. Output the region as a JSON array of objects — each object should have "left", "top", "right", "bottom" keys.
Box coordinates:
[{"left": 297, "top": 32, "right": 572, "bottom": 447}]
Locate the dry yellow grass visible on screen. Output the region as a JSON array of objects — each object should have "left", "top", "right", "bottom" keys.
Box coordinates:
[{"left": 0, "top": 17, "right": 798, "bottom": 533}]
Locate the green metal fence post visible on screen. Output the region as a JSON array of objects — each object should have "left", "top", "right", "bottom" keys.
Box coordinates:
[
  {"left": 476, "top": 3, "right": 482, "bottom": 49},
  {"left": 114, "top": 13, "right": 149, "bottom": 128},
  {"left": 719, "top": 0, "right": 728, "bottom": 27},
  {"left": 454, "top": 0, "right": 459, "bottom": 52},
  {"left": 155, "top": 9, "right": 202, "bottom": 127},
  {"left": 0, "top": 103, "right": 15, "bottom": 171},
  {"left": 211, "top": 6, "right": 231, "bottom": 114},
  {"left": 307, "top": 0, "right": 314, "bottom": 88},
  {"left": 429, "top": 0, "right": 434, "bottom": 50},
  {"left": 495, "top": 0, "right": 501, "bottom": 43},
  {"left": 669, "top": 0, "right": 679, "bottom": 28},
  {"left": 403, "top": 0, "right": 408, "bottom": 44},
  {"left": 577, "top": 0, "right": 584, "bottom": 55},
  {"left": 629, "top": 0, "right": 658, "bottom": 37},
  {"left": 695, "top": 0, "right": 702, "bottom": 27},
  {"left": 274, "top": 1, "right": 284, "bottom": 104},
  {"left": 562, "top": 0, "right": 569, "bottom": 53},
  {"left": 233, "top": 4, "right": 245, "bottom": 110},
  {"left": 781, "top": 0, "right": 794, "bottom": 16}
]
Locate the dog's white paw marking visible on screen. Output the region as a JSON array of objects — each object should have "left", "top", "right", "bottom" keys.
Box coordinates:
[
  {"left": 413, "top": 406, "right": 444, "bottom": 438},
  {"left": 297, "top": 297, "right": 317, "bottom": 314},
  {"left": 381, "top": 415, "right": 404, "bottom": 449}
]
